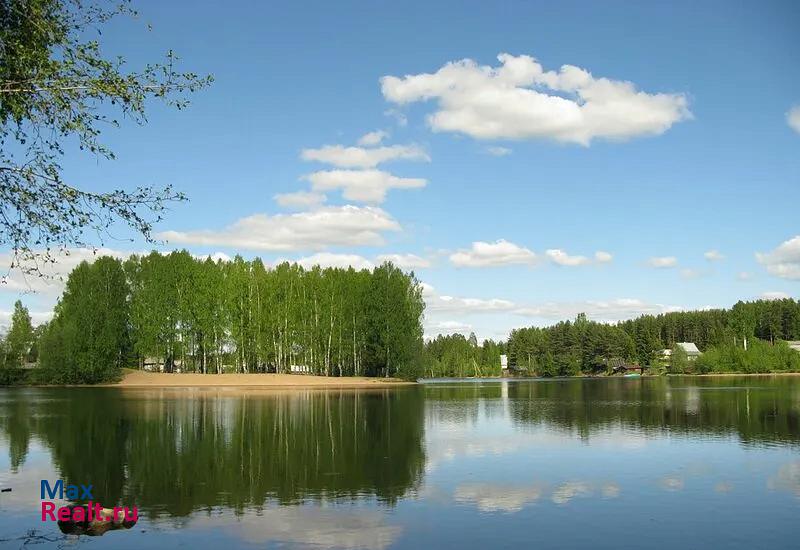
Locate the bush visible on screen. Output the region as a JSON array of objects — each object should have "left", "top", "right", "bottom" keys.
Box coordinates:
[
  {"left": 0, "top": 368, "right": 27, "bottom": 386},
  {"left": 695, "top": 340, "right": 800, "bottom": 373}
]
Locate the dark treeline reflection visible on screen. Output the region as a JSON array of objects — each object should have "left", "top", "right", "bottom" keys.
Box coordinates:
[
  {"left": 0, "top": 388, "right": 425, "bottom": 517},
  {"left": 425, "top": 377, "right": 800, "bottom": 446}
]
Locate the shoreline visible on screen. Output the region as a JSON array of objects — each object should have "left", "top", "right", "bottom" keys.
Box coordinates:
[{"left": 102, "top": 370, "right": 416, "bottom": 388}]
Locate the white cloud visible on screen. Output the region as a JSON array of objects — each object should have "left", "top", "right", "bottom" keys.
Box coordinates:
[
  {"left": 594, "top": 251, "right": 613, "bottom": 263},
  {"left": 159, "top": 206, "right": 401, "bottom": 252},
  {"left": 0, "top": 309, "right": 53, "bottom": 328},
  {"left": 787, "top": 106, "right": 800, "bottom": 134},
  {"left": 384, "top": 108, "right": 408, "bottom": 127},
  {"left": 450, "top": 239, "right": 537, "bottom": 267},
  {"left": 425, "top": 320, "right": 474, "bottom": 338},
  {"left": 486, "top": 146, "right": 512, "bottom": 156},
  {"left": 647, "top": 256, "right": 678, "bottom": 268},
  {"left": 422, "top": 284, "right": 516, "bottom": 314},
  {"left": 761, "top": 291, "right": 791, "bottom": 301},
  {"left": 381, "top": 53, "right": 690, "bottom": 145},
  {"left": 737, "top": 271, "right": 753, "bottom": 281},
  {"left": 274, "top": 190, "right": 327, "bottom": 210},
  {"left": 357, "top": 130, "right": 389, "bottom": 146},
  {"left": 0, "top": 247, "right": 133, "bottom": 295},
  {"left": 300, "top": 144, "right": 429, "bottom": 168},
  {"left": 546, "top": 249, "right": 590, "bottom": 267},
  {"left": 756, "top": 235, "right": 800, "bottom": 280},
  {"left": 514, "top": 298, "right": 683, "bottom": 323},
  {"left": 680, "top": 268, "right": 704, "bottom": 279},
  {"left": 375, "top": 253, "right": 431, "bottom": 269},
  {"left": 293, "top": 253, "right": 375, "bottom": 271},
  {"left": 193, "top": 252, "right": 232, "bottom": 263},
  {"left": 305, "top": 169, "right": 426, "bottom": 204},
  {"left": 704, "top": 249, "right": 724, "bottom": 261}
]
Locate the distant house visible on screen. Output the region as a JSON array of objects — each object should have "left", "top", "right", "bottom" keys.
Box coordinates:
[
  {"left": 676, "top": 342, "right": 701, "bottom": 361},
  {"left": 659, "top": 343, "right": 701, "bottom": 364},
  {"left": 787, "top": 341, "right": 800, "bottom": 353},
  {"left": 289, "top": 364, "right": 311, "bottom": 375}
]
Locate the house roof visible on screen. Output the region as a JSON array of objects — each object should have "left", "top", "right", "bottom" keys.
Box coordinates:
[{"left": 677, "top": 342, "right": 700, "bottom": 354}]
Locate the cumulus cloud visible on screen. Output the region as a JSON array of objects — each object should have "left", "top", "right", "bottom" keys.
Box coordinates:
[
  {"left": 375, "top": 253, "right": 431, "bottom": 269},
  {"left": 305, "top": 169, "right": 426, "bottom": 204},
  {"left": 756, "top": 235, "right": 800, "bottom": 280},
  {"left": 357, "top": 130, "right": 389, "bottom": 146},
  {"left": 680, "top": 268, "right": 705, "bottom": 280},
  {"left": 647, "top": 256, "right": 678, "bottom": 268},
  {"left": 422, "top": 283, "right": 516, "bottom": 314},
  {"left": 425, "top": 320, "right": 474, "bottom": 338},
  {"left": 486, "top": 146, "right": 512, "bottom": 156},
  {"left": 594, "top": 251, "right": 613, "bottom": 263},
  {"left": 787, "top": 106, "right": 800, "bottom": 134},
  {"left": 300, "top": 144, "right": 429, "bottom": 168},
  {"left": 381, "top": 53, "right": 690, "bottom": 145},
  {"left": 450, "top": 239, "right": 537, "bottom": 267},
  {"left": 761, "top": 291, "right": 791, "bottom": 301},
  {"left": 514, "top": 298, "right": 683, "bottom": 322},
  {"left": 293, "top": 253, "right": 375, "bottom": 271},
  {"left": 273, "top": 190, "right": 327, "bottom": 210},
  {"left": 704, "top": 249, "right": 724, "bottom": 261},
  {"left": 0, "top": 247, "right": 133, "bottom": 295},
  {"left": 545, "top": 249, "right": 590, "bottom": 267},
  {"left": 159, "top": 206, "right": 401, "bottom": 252}
]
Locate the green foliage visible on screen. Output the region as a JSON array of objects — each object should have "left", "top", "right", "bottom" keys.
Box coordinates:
[
  {"left": 36, "top": 253, "right": 425, "bottom": 383},
  {"left": 423, "top": 333, "right": 505, "bottom": 378},
  {"left": 507, "top": 316, "right": 635, "bottom": 377},
  {"left": 499, "top": 299, "right": 800, "bottom": 377},
  {"left": 0, "top": 387, "right": 426, "bottom": 509},
  {"left": 0, "top": 366, "right": 27, "bottom": 385},
  {"left": 695, "top": 340, "right": 800, "bottom": 374},
  {"left": 38, "top": 256, "right": 130, "bottom": 383},
  {"left": 0, "top": 0, "right": 212, "bottom": 277},
  {"left": 4, "top": 299, "right": 33, "bottom": 366},
  {"left": 619, "top": 299, "right": 800, "bottom": 365},
  {"left": 670, "top": 343, "right": 690, "bottom": 374}
]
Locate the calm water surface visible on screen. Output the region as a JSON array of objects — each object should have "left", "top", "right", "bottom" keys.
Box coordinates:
[{"left": 1, "top": 377, "right": 799, "bottom": 549}]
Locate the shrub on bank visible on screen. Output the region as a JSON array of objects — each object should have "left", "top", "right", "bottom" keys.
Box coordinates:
[
  {"left": 0, "top": 368, "right": 27, "bottom": 386},
  {"left": 695, "top": 340, "right": 800, "bottom": 374}
]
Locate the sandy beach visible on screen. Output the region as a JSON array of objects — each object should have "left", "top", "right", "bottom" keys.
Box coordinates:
[{"left": 109, "top": 369, "right": 415, "bottom": 388}]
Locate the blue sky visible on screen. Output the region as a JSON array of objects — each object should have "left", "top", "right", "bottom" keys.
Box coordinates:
[{"left": 2, "top": 0, "right": 799, "bottom": 339}]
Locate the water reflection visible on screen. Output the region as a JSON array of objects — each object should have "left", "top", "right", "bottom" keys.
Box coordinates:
[
  {"left": 1, "top": 377, "right": 799, "bottom": 549},
  {"left": 424, "top": 377, "right": 800, "bottom": 446},
  {"left": 0, "top": 387, "right": 426, "bottom": 518}
]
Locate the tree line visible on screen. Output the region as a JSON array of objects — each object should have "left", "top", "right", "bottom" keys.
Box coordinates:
[
  {"left": 4, "top": 251, "right": 425, "bottom": 383},
  {"left": 506, "top": 299, "right": 800, "bottom": 376},
  {"left": 423, "top": 332, "right": 506, "bottom": 378}
]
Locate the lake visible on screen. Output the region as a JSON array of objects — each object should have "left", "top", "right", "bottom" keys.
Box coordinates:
[{"left": 1, "top": 376, "right": 799, "bottom": 549}]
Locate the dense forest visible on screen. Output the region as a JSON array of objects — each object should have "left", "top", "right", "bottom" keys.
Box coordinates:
[
  {"left": 506, "top": 299, "right": 800, "bottom": 376},
  {"left": 423, "top": 332, "right": 506, "bottom": 378},
  {"left": 2, "top": 251, "right": 426, "bottom": 383}
]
